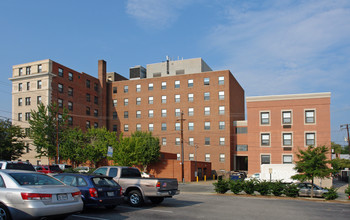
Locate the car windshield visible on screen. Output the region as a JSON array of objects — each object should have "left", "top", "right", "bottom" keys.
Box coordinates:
[
  {"left": 10, "top": 173, "right": 64, "bottom": 186},
  {"left": 92, "top": 177, "right": 118, "bottom": 187},
  {"left": 6, "top": 163, "right": 35, "bottom": 171}
]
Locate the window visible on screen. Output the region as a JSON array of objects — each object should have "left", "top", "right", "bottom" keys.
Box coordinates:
[
  {"left": 218, "top": 76, "right": 224, "bottom": 85},
  {"left": 68, "top": 87, "right": 73, "bottom": 96},
  {"left": 161, "top": 123, "right": 167, "bottom": 131},
  {"left": 161, "top": 82, "right": 166, "bottom": 89},
  {"left": 261, "top": 155, "right": 270, "bottom": 164},
  {"left": 219, "top": 91, "right": 224, "bottom": 100},
  {"left": 219, "top": 121, "right": 225, "bottom": 130},
  {"left": 161, "top": 96, "right": 167, "bottom": 103},
  {"left": 260, "top": 112, "right": 270, "bottom": 125},
  {"left": 18, "top": 98, "right": 22, "bottom": 106},
  {"left": 94, "top": 96, "right": 98, "bottom": 104},
  {"left": 188, "top": 93, "right": 194, "bottom": 102},
  {"left": 219, "top": 154, "right": 225, "bottom": 162},
  {"left": 37, "top": 80, "right": 42, "bottom": 89},
  {"left": 86, "top": 80, "right": 90, "bottom": 88},
  {"left": 148, "top": 83, "right": 153, "bottom": 91},
  {"left": 86, "top": 107, "right": 91, "bottom": 115},
  {"left": 27, "top": 82, "right": 30, "bottom": 90},
  {"left": 113, "top": 125, "right": 117, "bottom": 132},
  {"left": 305, "top": 110, "right": 315, "bottom": 123},
  {"left": 136, "top": 110, "right": 141, "bottom": 118},
  {"left": 205, "top": 137, "right": 210, "bottom": 145},
  {"left": 68, "top": 102, "right": 73, "bottom": 110},
  {"left": 204, "top": 92, "right": 210, "bottom": 100},
  {"left": 204, "top": 77, "right": 210, "bottom": 85},
  {"left": 148, "top": 96, "right": 153, "bottom": 104},
  {"left": 58, "top": 99, "right": 63, "bottom": 108},
  {"left": 177, "top": 154, "right": 181, "bottom": 161},
  {"left": 261, "top": 133, "right": 270, "bottom": 146},
  {"left": 188, "top": 79, "right": 193, "bottom": 87},
  {"left": 205, "top": 154, "right": 210, "bottom": 162},
  {"left": 68, "top": 116, "right": 73, "bottom": 126},
  {"left": 282, "top": 111, "right": 292, "bottom": 124},
  {"left": 58, "top": 68, "right": 63, "bottom": 77},
  {"left": 124, "top": 98, "right": 128, "bottom": 106},
  {"left": 283, "top": 133, "right": 292, "bottom": 146},
  {"left": 37, "top": 96, "right": 41, "bottom": 104},
  {"left": 236, "top": 145, "right": 248, "bottom": 151},
  {"left": 188, "top": 108, "right": 194, "bottom": 116},
  {"left": 93, "top": 109, "right": 98, "bottom": 117},
  {"left": 68, "top": 72, "right": 73, "bottom": 81},
  {"left": 175, "top": 94, "right": 180, "bottom": 103},
  {"left": 175, "top": 138, "right": 180, "bottom": 145},
  {"left": 94, "top": 83, "right": 98, "bottom": 92},
  {"left": 124, "top": 111, "right": 128, "bottom": 118},
  {"left": 306, "top": 132, "right": 315, "bottom": 146},
  {"left": 175, "top": 109, "right": 181, "bottom": 117},
  {"left": 19, "top": 68, "right": 23, "bottom": 76},
  {"left": 113, "top": 87, "right": 117, "bottom": 94},
  {"left": 161, "top": 109, "right": 167, "bottom": 117},
  {"left": 236, "top": 127, "right": 247, "bottom": 134},
  {"left": 189, "top": 154, "right": 194, "bottom": 161},
  {"left": 219, "top": 106, "right": 225, "bottom": 115},
  {"left": 26, "top": 66, "right": 31, "bottom": 75},
  {"left": 188, "top": 122, "right": 194, "bottom": 131},
  {"left": 18, "top": 83, "right": 22, "bottom": 91},
  {"left": 86, "top": 121, "right": 91, "bottom": 129},
  {"left": 94, "top": 122, "right": 98, "bottom": 128},
  {"left": 175, "top": 123, "right": 180, "bottom": 131},
  {"left": 148, "top": 124, "right": 154, "bottom": 131},
  {"left": 204, "top": 122, "right": 211, "bottom": 130},
  {"left": 136, "top": 124, "right": 141, "bottom": 131},
  {"left": 86, "top": 93, "right": 90, "bottom": 102},
  {"left": 113, "top": 99, "right": 117, "bottom": 107},
  {"left": 25, "top": 112, "right": 30, "bottom": 121},
  {"left": 189, "top": 137, "right": 194, "bottom": 146},
  {"left": 283, "top": 155, "right": 293, "bottom": 164},
  {"left": 219, "top": 137, "right": 225, "bottom": 145},
  {"left": 162, "top": 137, "right": 166, "bottom": 146},
  {"left": 58, "top": 84, "right": 63, "bottom": 93},
  {"left": 124, "top": 85, "right": 128, "bottom": 93},
  {"left": 113, "top": 112, "right": 117, "bottom": 119},
  {"left": 25, "top": 97, "right": 31, "bottom": 106},
  {"left": 18, "top": 113, "right": 22, "bottom": 121},
  {"left": 204, "top": 107, "right": 210, "bottom": 116},
  {"left": 175, "top": 80, "right": 180, "bottom": 88},
  {"left": 136, "top": 84, "right": 141, "bottom": 92},
  {"left": 124, "top": 124, "right": 129, "bottom": 132},
  {"left": 136, "top": 97, "right": 141, "bottom": 105},
  {"left": 148, "top": 110, "right": 154, "bottom": 118}
]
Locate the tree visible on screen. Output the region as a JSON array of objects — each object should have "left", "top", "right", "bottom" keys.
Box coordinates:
[
  {"left": 113, "top": 133, "right": 138, "bottom": 166},
  {"left": 331, "top": 142, "right": 342, "bottom": 155},
  {"left": 0, "top": 119, "right": 26, "bottom": 160},
  {"left": 29, "top": 103, "right": 68, "bottom": 163},
  {"left": 292, "top": 145, "right": 333, "bottom": 198},
  {"left": 60, "top": 128, "right": 88, "bottom": 167}
]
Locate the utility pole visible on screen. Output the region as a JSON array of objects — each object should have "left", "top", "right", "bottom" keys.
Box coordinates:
[
  {"left": 340, "top": 124, "right": 350, "bottom": 153},
  {"left": 177, "top": 111, "right": 186, "bottom": 183},
  {"left": 56, "top": 112, "right": 59, "bottom": 165}
]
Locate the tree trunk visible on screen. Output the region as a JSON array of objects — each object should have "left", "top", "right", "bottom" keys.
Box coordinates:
[{"left": 311, "top": 177, "right": 314, "bottom": 198}]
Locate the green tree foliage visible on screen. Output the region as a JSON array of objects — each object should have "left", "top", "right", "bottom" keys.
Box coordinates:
[
  {"left": 331, "top": 158, "right": 350, "bottom": 174},
  {"left": 331, "top": 142, "right": 342, "bottom": 155},
  {"left": 60, "top": 128, "right": 88, "bottom": 167},
  {"left": 0, "top": 119, "right": 26, "bottom": 160},
  {"left": 29, "top": 103, "right": 68, "bottom": 162},
  {"left": 113, "top": 133, "right": 138, "bottom": 166},
  {"left": 292, "top": 145, "right": 333, "bottom": 198}
]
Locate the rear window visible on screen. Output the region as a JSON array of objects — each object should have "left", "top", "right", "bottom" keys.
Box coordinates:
[
  {"left": 49, "top": 165, "right": 62, "bottom": 172},
  {"left": 10, "top": 173, "right": 64, "bottom": 186},
  {"left": 92, "top": 177, "right": 118, "bottom": 187},
  {"left": 6, "top": 163, "right": 35, "bottom": 171}
]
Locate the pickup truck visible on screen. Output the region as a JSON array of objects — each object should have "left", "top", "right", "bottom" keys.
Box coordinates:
[{"left": 93, "top": 166, "right": 179, "bottom": 207}]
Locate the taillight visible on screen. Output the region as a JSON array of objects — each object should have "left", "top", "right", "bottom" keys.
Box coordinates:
[
  {"left": 119, "top": 187, "right": 123, "bottom": 196},
  {"left": 89, "top": 188, "right": 98, "bottom": 198},
  {"left": 21, "top": 193, "right": 52, "bottom": 200},
  {"left": 156, "top": 181, "right": 161, "bottom": 188},
  {"left": 72, "top": 191, "right": 81, "bottom": 198}
]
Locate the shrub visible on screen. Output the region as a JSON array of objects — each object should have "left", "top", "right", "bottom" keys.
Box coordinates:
[
  {"left": 345, "top": 185, "right": 350, "bottom": 197},
  {"left": 323, "top": 187, "right": 338, "bottom": 200},
  {"left": 213, "top": 179, "right": 229, "bottom": 194},
  {"left": 243, "top": 179, "right": 256, "bottom": 195},
  {"left": 256, "top": 180, "right": 271, "bottom": 196},
  {"left": 284, "top": 184, "right": 299, "bottom": 197},
  {"left": 229, "top": 180, "right": 243, "bottom": 194},
  {"left": 270, "top": 181, "right": 285, "bottom": 196}
]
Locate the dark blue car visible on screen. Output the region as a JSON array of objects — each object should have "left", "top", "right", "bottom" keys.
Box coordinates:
[{"left": 54, "top": 173, "right": 123, "bottom": 210}]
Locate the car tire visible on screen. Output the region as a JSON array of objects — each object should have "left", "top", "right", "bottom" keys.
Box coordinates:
[
  {"left": 149, "top": 197, "right": 164, "bottom": 205},
  {"left": 128, "top": 190, "right": 144, "bottom": 207},
  {"left": 105, "top": 205, "right": 117, "bottom": 210},
  {"left": 0, "top": 204, "right": 11, "bottom": 220}
]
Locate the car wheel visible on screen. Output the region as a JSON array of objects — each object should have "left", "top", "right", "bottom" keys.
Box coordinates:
[
  {"left": 105, "top": 205, "right": 117, "bottom": 210},
  {"left": 128, "top": 190, "right": 144, "bottom": 207},
  {"left": 0, "top": 204, "right": 11, "bottom": 220},
  {"left": 149, "top": 197, "right": 164, "bottom": 205}
]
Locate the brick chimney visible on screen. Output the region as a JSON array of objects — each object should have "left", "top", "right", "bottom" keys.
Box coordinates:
[{"left": 98, "top": 60, "right": 107, "bottom": 128}]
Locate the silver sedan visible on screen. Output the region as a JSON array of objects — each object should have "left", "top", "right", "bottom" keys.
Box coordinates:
[
  {"left": 297, "top": 182, "right": 329, "bottom": 197},
  {"left": 0, "top": 170, "right": 83, "bottom": 220}
]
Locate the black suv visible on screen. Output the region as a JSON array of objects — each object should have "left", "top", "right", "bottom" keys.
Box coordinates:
[{"left": 0, "top": 161, "right": 35, "bottom": 171}]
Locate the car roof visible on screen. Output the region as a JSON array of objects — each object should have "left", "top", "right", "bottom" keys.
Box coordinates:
[
  {"left": 0, "top": 169, "right": 39, "bottom": 174},
  {"left": 55, "top": 173, "right": 111, "bottom": 178}
]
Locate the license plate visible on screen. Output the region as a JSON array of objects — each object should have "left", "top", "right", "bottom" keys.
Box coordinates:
[
  {"left": 107, "top": 191, "right": 114, "bottom": 197},
  {"left": 57, "top": 194, "right": 68, "bottom": 200}
]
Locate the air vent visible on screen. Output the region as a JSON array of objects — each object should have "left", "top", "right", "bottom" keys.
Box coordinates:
[
  {"left": 283, "top": 147, "right": 292, "bottom": 151},
  {"left": 283, "top": 125, "right": 292, "bottom": 129}
]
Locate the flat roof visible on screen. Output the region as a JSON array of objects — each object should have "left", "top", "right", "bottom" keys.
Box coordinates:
[{"left": 246, "top": 92, "right": 331, "bottom": 102}]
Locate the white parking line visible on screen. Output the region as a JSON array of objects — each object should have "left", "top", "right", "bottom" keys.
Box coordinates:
[
  {"left": 71, "top": 215, "right": 110, "bottom": 220},
  {"left": 121, "top": 206, "right": 173, "bottom": 214}
]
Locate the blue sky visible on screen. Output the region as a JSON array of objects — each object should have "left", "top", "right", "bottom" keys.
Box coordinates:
[{"left": 0, "top": 0, "right": 349, "bottom": 145}]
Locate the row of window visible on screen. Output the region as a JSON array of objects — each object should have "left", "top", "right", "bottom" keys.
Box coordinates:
[
  {"left": 261, "top": 155, "right": 293, "bottom": 165},
  {"left": 176, "top": 153, "right": 225, "bottom": 162},
  {"left": 260, "top": 132, "right": 316, "bottom": 147},
  {"left": 260, "top": 109, "right": 316, "bottom": 125},
  {"left": 58, "top": 68, "right": 99, "bottom": 92},
  {"left": 18, "top": 65, "right": 40, "bottom": 76},
  {"left": 18, "top": 80, "right": 42, "bottom": 91},
  {"left": 113, "top": 76, "right": 225, "bottom": 94}
]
